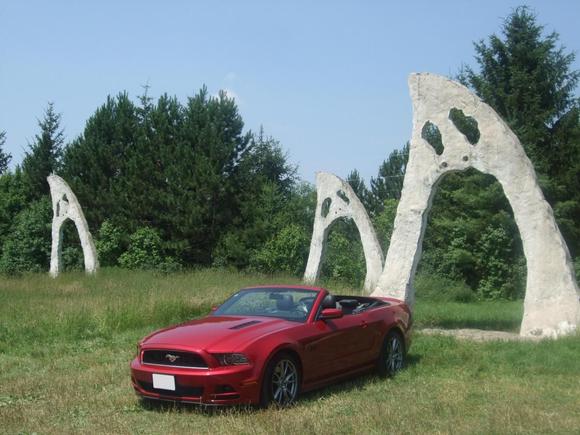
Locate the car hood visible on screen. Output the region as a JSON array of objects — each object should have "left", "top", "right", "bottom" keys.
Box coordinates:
[{"left": 141, "top": 315, "right": 294, "bottom": 351}]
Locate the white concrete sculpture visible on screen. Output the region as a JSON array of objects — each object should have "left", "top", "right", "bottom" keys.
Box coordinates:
[
  {"left": 304, "top": 172, "right": 384, "bottom": 292},
  {"left": 372, "top": 73, "right": 579, "bottom": 338},
  {"left": 48, "top": 174, "right": 98, "bottom": 277}
]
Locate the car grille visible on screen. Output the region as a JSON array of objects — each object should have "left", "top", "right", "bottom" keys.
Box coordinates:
[
  {"left": 137, "top": 380, "right": 204, "bottom": 398},
  {"left": 142, "top": 350, "right": 208, "bottom": 368}
]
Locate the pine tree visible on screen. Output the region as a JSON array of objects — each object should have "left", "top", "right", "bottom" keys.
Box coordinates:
[
  {"left": 21, "top": 103, "right": 64, "bottom": 197},
  {"left": 460, "top": 5, "right": 580, "bottom": 256},
  {"left": 0, "top": 131, "right": 12, "bottom": 174},
  {"left": 369, "top": 143, "right": 409, "bottom": 214},
  {"left": 460, "top": 6, "right": 579, "bottom": 176}
]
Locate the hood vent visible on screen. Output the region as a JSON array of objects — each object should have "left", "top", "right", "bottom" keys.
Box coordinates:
[{"left": 229, "top": 320, "right": 262, "bottom": 330}]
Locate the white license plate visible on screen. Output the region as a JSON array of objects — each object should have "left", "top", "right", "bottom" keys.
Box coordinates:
[{"left": 152, "top": 373, "right": 175, "bottom": 391}]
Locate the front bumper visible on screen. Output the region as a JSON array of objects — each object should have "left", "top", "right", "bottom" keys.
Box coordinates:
[{"left": 130, "top": 357, "right": 261, "bottom": 405}]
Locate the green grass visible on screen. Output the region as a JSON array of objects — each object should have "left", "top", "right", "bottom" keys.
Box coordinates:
[{"left": 1, "top": 269, "right": 579, "bottom": 434}]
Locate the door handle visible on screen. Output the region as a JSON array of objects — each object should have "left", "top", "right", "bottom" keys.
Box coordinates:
[{"left": 361, "top": 321, "right": 368, "bottom": 328}]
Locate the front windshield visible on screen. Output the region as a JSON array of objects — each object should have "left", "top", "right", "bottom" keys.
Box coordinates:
[{"left": 213, "top": 288, "right": 319, "bottom": 322}]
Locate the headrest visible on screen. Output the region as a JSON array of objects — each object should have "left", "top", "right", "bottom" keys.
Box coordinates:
[
  {"left": 321, "top": 294, "right": 336, "bottom": 309},
  {"left": 276, "top": 294, "right": 294, "bottom": 311}
]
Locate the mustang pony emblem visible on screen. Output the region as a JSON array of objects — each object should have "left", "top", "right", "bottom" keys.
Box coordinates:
[{"left": 165, "top": 354, "right": 180, "bottom": 363}]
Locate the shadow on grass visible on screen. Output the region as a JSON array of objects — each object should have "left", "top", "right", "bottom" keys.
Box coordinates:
[
  {"left": 138, "top": 354, "right": 422, "bottom": 414},
  {"left": 424, "top": 318, "right": 521, "bottom": 332}
]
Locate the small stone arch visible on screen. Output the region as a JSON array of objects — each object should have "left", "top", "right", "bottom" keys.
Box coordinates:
[
  {"left": 304, "top": 172, "right": 383, "bottom": 292},
  {"left": 372, "top": 73, "right": 579, "bottom": 338},
  {"left": 47, "top": 174, "right": 98, "bottom": 277}
]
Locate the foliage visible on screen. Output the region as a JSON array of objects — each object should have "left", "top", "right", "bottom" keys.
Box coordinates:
[
  {"left": 0, "top": 169, "right": 28, "bottom": 248},
  {"left": 460, "top": 5, "right": 580, "bottom": 257},
  {"left": 118, "top": 227, "right": 180, "bottom": 272},
  {"left": 212, "top": 130, "right": 303, "bottom": 269},
  {"left": 414, "top": 273, "right": 475, "bottom": 303},
  {"left": 0, "top": 197, "right": 52, "bottom": 275},
  {"left": 372, "top": 198, "right": 398, "bottom": 253},
  {"left": 368, "top": 143, "right": 408, "bottom": 214},
  {"left": 95, "top": 220, "right": 125, "bottom": 267},
  {"left": 320, "top": 220, "right": 366, "bottom": 287},
  {"left": 251, "top": 223, "right": 310, "bottom": 275},
  {"left": 419, "top": 170, "right": 525, "bottom": 299},
  {"left": 0, "top": 130, "right": 12, "bottom": 175},
  {"left": 346, "top": 169, "right": 371, "bottom": 209},
  {"left": 61, "top": 90, "right": 302, "bottom": 268},
  {"left": 21, "top": 103, "right": 64, "bottom": 198}
]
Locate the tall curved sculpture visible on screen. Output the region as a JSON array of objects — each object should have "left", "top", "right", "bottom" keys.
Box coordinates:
[
  {"left": 48, "top": 174, "right": 98, "bottom": 277},
  {"left": 372, "top": 73, "right": 579, "bottom": 338},
  {"left": 304, "top": 172, "right": 383, "bottom": 292}
]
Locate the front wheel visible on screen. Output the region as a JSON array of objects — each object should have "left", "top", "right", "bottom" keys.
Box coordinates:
[
  {"left": 260, "top": 353, "right": 300, "bottom": 407},
  {"left": 377, "top": 330, "right": 405, "bottom": 377}
]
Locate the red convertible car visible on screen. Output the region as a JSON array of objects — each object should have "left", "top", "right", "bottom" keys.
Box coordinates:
[{"left": 130, "top": 285, "right": 412, "bottom": 407}]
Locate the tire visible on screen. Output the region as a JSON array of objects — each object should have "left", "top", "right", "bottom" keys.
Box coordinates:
[
  {"left": 377, "top": 330, "right": 405, "bottom": 378},
  {"left": 260, "top": 353, "right": 301, "bottom": 407}
]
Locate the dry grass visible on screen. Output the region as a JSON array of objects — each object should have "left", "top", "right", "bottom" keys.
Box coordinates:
[{"left": 1, "top": 269, "right": 579, "bottom": 434}]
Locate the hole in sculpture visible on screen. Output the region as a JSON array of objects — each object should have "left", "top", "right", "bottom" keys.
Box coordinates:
[
  {"left": 449, "top": 108, "right": 480, "bottom": 145},
  {"left": 336, "top": 190, "right": 350, "bottom": 204},
  {"left": 61, "top": 220, "right": 84, "bottom": 272},
  {"left": 416, "top": 168, "right": 526, "bottom": 331},
  {"left": 320, "top": 218, "right": 365, "bottom": 288},
  {"left": 421, "top": 121, "right": 444, "bottom": 155},
  {"left": 321, "top": 197, "right": 332, "bottom": 218}
]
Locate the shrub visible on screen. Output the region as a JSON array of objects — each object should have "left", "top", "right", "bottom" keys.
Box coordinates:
[
  {"left": 321, "top": 229, "right": 365, "bottom": 287},
  {"left": 95, "top": 220, "right": 124, "bottom": 266},
  {"left": 119, "top": 227, "right": 180, "bottom": 272},
  {"left": 0, "top": 197, "right": 52, "bottom": 275},
  {"left": 251, "top": 224, "right": 309, "bottom": 275},
  {"left": 415, "top": 273, "right": 476, "bottom": 303}
]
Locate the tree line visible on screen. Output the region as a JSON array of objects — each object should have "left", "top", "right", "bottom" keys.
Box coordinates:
[{"left": 0, "top": 7, "right": 578, "bottom": 299}]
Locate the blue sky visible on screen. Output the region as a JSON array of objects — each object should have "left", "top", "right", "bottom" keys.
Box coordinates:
[{"left": 1, "top": 1, "right": 579, "bottom": 183}]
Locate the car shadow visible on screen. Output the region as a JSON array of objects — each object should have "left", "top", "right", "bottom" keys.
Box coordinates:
[
  {"left": 426, "top": 318, "right": 521, "bottom": 332},
  {"left": 138, "top": 353, "right": 422, "bottom": 414}
]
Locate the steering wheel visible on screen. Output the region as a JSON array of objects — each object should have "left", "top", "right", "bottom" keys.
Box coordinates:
[{"left": 296, "top": 297, "right": 316, "bottom": 314}]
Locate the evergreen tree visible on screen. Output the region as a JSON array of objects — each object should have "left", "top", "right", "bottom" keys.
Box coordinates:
[
  {"left": 0, "top": 131, "right": 12, "bottom": 174},
  {"left": 21, "top": 103, "right": 64, "bottom": 197},
  {"left": 369, "top": 143, "right": 409, "bottom": 214},
  {"left": 346, "top": 169, "right": 371, "bottom": 210},
  {"left": 460, "top": 6, "right": 580, "bottom": 256},
  {"left": 461, "top": 6, "right": 579, "bottom": 172}
]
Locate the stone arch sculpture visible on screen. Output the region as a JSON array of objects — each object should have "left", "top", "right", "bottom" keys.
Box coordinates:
[
  {"left": 371, "top": 73, "right": 579, "bottom": 338},
  {"left": 48, "top": 174, "right": 98, "bottom": 277},
  {"left": 304, "top": 172, "right": 384, "bottom": 292}
]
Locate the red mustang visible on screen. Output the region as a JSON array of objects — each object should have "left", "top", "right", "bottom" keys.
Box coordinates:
[{"left": 130, "top": 285, "right": 412, "bottom": 407}]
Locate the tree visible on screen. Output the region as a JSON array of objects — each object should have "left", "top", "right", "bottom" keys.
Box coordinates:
[
  {"left": 21, "top": 103, "right": 64, "bottom": 198},
  {"left": 0, "top": 131, "right": 12, "bottom": 175},
  {"left": 346, "top": 169, "right": 371, "bottom": 210},
  {"left": 62, "top": 89, "right": 287, "bottom": 267},
  {"left": 460, "top": 6, "right": 580, "bottom": 256},
  {"left": 369, "top": 143, "right": 409, "bottom": 214},
  {"left": 0, "top": 197, "right": 52, "bottom": 275}
]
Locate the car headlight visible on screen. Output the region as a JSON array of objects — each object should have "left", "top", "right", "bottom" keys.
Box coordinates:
[{"left": 213, "top": 353, "right": 250, "bottom": 366}]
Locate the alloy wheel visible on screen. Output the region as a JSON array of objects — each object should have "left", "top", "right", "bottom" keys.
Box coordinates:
[
  {"left": 271, "top": 359, "right": 298, "bottom": 406},
  {"left": 386, "top": 334, "right": 404, "bottom": 375}
]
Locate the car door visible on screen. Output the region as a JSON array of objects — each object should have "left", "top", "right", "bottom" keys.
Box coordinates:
[{"left": 299, "top": 313, "right": 373, "bottom": 384}]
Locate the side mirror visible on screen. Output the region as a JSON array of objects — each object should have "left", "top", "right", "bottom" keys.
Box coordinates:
[{"left": 320, "top": 308, "right": 343, "bottom": 320}]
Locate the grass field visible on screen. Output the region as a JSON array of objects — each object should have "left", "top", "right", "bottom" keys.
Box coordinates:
[{"left": 1, "top": 269, "right": 579, "bottom": 434}]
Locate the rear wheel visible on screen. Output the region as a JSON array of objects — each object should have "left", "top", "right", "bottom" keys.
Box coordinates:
[
  {"left": 377, "top": 330, "right": 405, "bottom": 377},
  {"left": 261, "top": 353, "right": 300, "bottom": 407}
]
